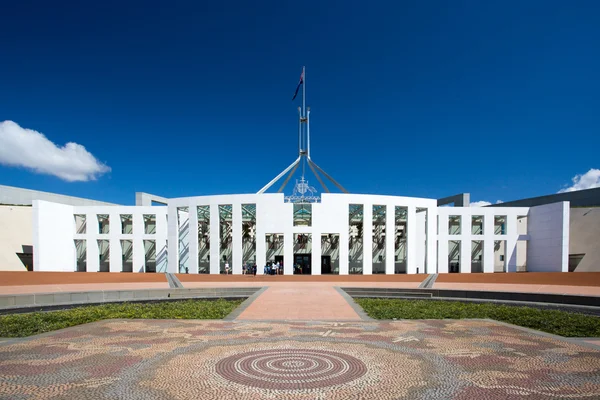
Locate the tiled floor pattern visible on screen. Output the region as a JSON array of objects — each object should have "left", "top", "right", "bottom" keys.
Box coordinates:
[
  {"left": 235, "top": 283, "right": 363, "bottom": 320},
  {"left": 1, "top": 319, "right": 600, "bottom": 399}
]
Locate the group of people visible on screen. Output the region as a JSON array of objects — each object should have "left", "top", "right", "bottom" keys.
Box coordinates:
[
  {"left": 264, "top": 261, "right": 283, "bottom": 275},
  {"left": 240, "top": 261, "right": 283, "bottom": 275},
  {"left": 242, "top": 263, "right": 258, "bottom": 275}
]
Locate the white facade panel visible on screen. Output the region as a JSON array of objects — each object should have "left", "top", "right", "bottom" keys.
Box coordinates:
[{"left": 31, "top": 193, "right": 570, "bottom": 275}]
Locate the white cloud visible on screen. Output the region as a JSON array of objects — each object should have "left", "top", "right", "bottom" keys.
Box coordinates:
[
  {"left": 470, "top": 200, "right": 503, "bottom": 207},
  {"left": 0, "top": 120, "right": 110, "bottom": 182},
  {"left": 558, "top": 169, "right": 600, "bottom": 193}
]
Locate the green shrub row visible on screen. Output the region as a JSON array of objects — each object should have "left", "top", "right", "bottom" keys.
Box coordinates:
[
  {"left": 0, "top": 299, "right": 243, "bottom": 337},
  {"left": 355, "top": 298, "right": 600, "bottom": 337}
]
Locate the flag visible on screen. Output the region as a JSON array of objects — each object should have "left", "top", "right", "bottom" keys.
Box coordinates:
[{"left": 292, "top": 70, "right": 304, "bottom": 101}]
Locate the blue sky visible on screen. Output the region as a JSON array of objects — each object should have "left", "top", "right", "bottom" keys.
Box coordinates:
[{"left": 1, "top": 0, "right": 599, "bottom": 205}]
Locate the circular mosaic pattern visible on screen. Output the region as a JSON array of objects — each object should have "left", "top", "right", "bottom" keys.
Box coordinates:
[{"left": 215, "top": 348, "right": 368, "bottom": 390}]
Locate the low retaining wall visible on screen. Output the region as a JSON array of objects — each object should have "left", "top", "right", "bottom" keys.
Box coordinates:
[
  {"left": 0, "top": 287, "right": 261, "bottom": 314},
  {"left": 341, "top": 287, "right": 600, "bottom": 307}
]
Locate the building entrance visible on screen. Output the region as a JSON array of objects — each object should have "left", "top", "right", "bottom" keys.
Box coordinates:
[
  {"left": 321, "top": 255, "right": 332, "bottom": 274},
  {"left": 294, "top": 254, "right": 311, "bottom": 274}
]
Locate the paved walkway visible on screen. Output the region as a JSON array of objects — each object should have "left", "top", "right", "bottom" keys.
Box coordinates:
[
  {"left": 1, "top": 319, "right": 599, "bottom": 399},
  {"left": 235, "top": 283, "right": 362, "bottom": 320}
]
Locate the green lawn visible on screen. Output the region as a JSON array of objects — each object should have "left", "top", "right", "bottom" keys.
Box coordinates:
[
  {"left": 0, "top": 299, "right": 244, "bottom": 338},
  {"left": 355, "top": 298, "right": 600, "bottom": 337}
]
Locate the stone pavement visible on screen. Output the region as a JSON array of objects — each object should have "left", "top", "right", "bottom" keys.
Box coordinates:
[
  {"left": 234, "top": 283, "right": 363, "bottom": 320},
  {"left": 1, "top": 319, "right": 600, "bottom": 399}
]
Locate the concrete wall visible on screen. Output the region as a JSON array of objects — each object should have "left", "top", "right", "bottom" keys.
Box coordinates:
[
  {"left": 0, "top": 205, "right": 32, "bottom": 271},
  {"left": 437, "top": 206, "right": 529, "bottom": 273},
  {"left": 0, "top": 184, "right": 116, "bottom": 206},
  {"left": 490, "top": 187, "right": 600, "bottom": 208},
  {"left": 526, "top": 202, "right": 569, "bottom": 272},
  {"left": 167, "top": 193, "right": 439, "bottom": 275},
  {"left": 34, "top": 201, "right": 168, "bottom": 272},
  {"left": 570, "top": 207, "right": 600, "bottom": 271},
  {"left": 32, "top": 193, "right": 571, "bottom": 275},
  {"left": 33, "top": 201, "right": 76, "bottom": 272}
]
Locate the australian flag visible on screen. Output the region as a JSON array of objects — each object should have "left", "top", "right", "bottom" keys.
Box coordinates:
[{"left": 292, "top": 70, "right": 304, "bottom": 101}]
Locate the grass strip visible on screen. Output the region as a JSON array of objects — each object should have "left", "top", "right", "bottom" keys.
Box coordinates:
[
  {"left": 0, "top": 299, "right": 243, "bottom": 338},
  {"left": 355, "top": 298, "right": 600, "bottom": 337}
]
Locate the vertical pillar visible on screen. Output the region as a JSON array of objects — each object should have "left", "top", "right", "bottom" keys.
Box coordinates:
[
  {"left": 460, "top": 238, "right": 471, "bottom": 273},
  {"left": 385, "top": 205, "right": 395, "bottom": 274},
  {"left": 109, "top": 211, "right": 122, "bottom": 273},
  {"left": 483, "top": 214, "right": 494, "bottom": 273},
  {"left": 167, "top": 205, "right": 179, "bottom": 273},
  {"left": 312, "top": 233, "right": 321, "bottom": 275},
  {"left": 339, "top": 214, "right": 349, "bottom": 275},
  {"left": 426, "top": 207, "right": 437, "bottom": 273},
  {"left": 187, "top": 204, "right": 199, "bottom": 274},
  {"left": 437, "top": 213, "right": 448, "bottom": 273},
  {"left": 210, "top": 204, "right": 220, "bottom": 275},
  {"left": 155, "top": 212, "right": 168, "bottom": 273},
  {"left": 363, "top": 204, "right": 373, "bottom": 275},
  {"left": 87, "top": 213, "right": 100, "bottom": 272},
  {"left": 284, "top": 232, "right": 293, "bottom": 275},
  {"left": 505, "top": 214, "right": 518, "bottom": 272},
  {"left": 415, "top": 211, "right": 427, "bottom": 273},
  {"left": 406, "top": 206, "right": 416, "bottom": 274},
  {"left": 256, "top": 233, "right": 266, "bottom": 275},
  {"left": 232, "top": 203, "right": 243, "bottom": 274}
]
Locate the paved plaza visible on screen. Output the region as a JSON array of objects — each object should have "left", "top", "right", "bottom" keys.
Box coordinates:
[{"left": 1, "top": 319, "right": 600, "bottom": 399}]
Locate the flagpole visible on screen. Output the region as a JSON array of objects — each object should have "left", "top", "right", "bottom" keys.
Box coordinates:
[{"left": 302, "top": 66, "right": 306, "bottom": 120}]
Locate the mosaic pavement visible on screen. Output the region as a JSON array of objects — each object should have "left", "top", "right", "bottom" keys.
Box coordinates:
[{"left": 1, "top": 319, "right": 600, "bottom": 399}]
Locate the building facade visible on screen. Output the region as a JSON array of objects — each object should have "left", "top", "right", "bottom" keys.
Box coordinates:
[{"left": 32, "top": 193, "right": 570, "bottom": 275}]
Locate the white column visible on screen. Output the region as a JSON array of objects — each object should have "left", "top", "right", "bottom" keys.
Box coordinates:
[
  {"left": 155, "top": 212, "right": 168, "bottom": 273},
  {"left": 363, "top": 204, "right": 373, "bottom": 275},
  {"left": 166, "top": 205, "right": 179, "bottom": 273},
  {"left": 505, "top": 214, "right": 518, "bottom": 272},
  {"left": 416, "top": 211, "right": 426, "bottom": 274},
  {"left": 188, "top": 204, "right": 199, "bottom": 274},
  {"left": 483, "top": 214, "right": 494, "bottom": 273},
  {"left": 339, "top": 218, "right": 349, "bottom": 275},
  {"left": 385, "top": 205, "right": 395, "bottom": 274},
  {"left": 210, "top": 204, "right": 220, "bottom": 274},
  {"left": 109, "top": 232, "right": 122, "bottom": 273},
  {"left": 86, "top": 213, "right": 100, "bottom": 272},
  {"left": 460, "top": 238, "right": 471, "bottom": 273},
  {"left": 437, "top": 213, "right": 448, "bottom": 273},
  {"left": 284, "top": 232, "right": 293, "bottom": 275},
  {"left": 312, "top": 233, "right": 322, "bottom": 275},
  {"left": 232, "top": 203, "right": 242, "bottom": 274},
  {"left": 256, "top": 234, "right": 265, "bottom": 275},
  {"left": 406, "top": 206, "right": 416, "bottom": 274},
  {"left": 426, "top": 207, "right": 437, "bottom": 273}
]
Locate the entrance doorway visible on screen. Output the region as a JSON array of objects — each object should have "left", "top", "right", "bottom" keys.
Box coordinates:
[
  {"left": 274, "top": 255, "right": 284, "bottom": 273},
  {"left": 294, "top": 254, "right": 311, "bottom": 274},
  {"left": 321, "top": 255, "right": 332, "bottom": 274}
]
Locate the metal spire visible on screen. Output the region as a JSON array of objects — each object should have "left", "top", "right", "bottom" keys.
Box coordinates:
[{"left": 257, "top": 67, "right": 348, "bottom": 197}]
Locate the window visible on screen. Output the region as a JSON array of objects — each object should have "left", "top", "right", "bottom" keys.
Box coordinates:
[
  {"left": 293, "top": 203, "right": 312, "bottom": 226},
  {"left": 494, "top": 216, "right": 506, "bottom": 235},
  {"left": 74, "top": 215, "right": 86, "bottom": 234},
  {"left": 97, "top": 215, "right": 109, "bottom": 234},
  {"left": 471, "top": 215, "right": 483, "bottom": 235},
  {"left": 144, "top": 214, "right": 156, "bottom": 234},
  {"left": 121, "top": 214, "right": 132, "bottom": 234},
  {"left": 448, "top": 216, "right": 461, "bottom": 235}
]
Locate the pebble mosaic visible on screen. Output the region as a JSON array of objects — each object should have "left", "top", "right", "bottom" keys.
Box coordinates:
[{"left": 1, "top": 319, "right": 599, "bottom": 399}]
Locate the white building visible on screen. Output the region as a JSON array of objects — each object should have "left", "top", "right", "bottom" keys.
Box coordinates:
[
  {"left": 31, "top": 189, "right": 570, "bottom": 275},
  {"left": 12, "top": 70, "right": 575, "bottom": 275}
]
